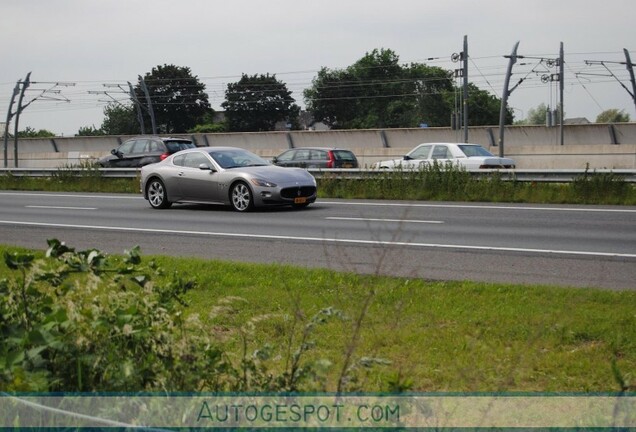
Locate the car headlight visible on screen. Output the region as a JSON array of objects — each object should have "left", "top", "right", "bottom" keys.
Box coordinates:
[{"left": 250, "top": 178, "right": 277, "bottom": 188}]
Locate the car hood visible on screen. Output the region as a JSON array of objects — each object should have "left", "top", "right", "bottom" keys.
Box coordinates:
[{"left": 236, "top": 165, "right": 316, "bottom": 184}]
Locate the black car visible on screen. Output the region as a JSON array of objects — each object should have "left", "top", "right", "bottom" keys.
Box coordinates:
[
  {"left": 98, "top": 136, "right": 196, "bottom": 167},
  {"left": 272, "top": 147, "right": 358, "bottom": 168}
]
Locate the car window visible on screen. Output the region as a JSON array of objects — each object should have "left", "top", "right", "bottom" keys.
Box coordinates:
[
  {"left": 458, "top": 145, "right": 493, "bottom": 157},
  {"left": 310, "top": 150, "right": 327, "bottom": 160},
  {"left": 209, "top": 149, "right": 268, "bottom": 168},
  {"left": 409, "top": 145, "right": 432, "bottom": 159},
  {"left": 131, "top": 139, "right": 149, "bottom": 154},
  {"left": 293, "top": 149, "right": 311, "bottom": 160},
  {"left": 172, "top": 154, "right": 186, "bottom": 166},
  {"left": 165, "top": 141, "right": 195, "bottom": 153},
  {"left": 147, "top": 140, "right": 162, "bottom": 152},
  {"left": 276, "top": 150, "right": 294, "bottom": 162},
  {"left": 183, "top": 152, "right": 211, "bottom": 169},
  {"left": 431, "top": 145, "right": 452, "bottom": 159},
  {"left": 118, "top": 140, "right": 136, "bottom": 154},
  {"left": 333, "top": 150, "right": 356, "bottom": 161}
]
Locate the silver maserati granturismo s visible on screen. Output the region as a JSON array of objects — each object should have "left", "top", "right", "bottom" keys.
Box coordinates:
[{"left": 140, "top": 147, "right": 317, "bottom": 212}]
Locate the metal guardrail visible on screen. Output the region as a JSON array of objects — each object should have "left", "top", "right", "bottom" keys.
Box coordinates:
[{"left": 1, "top": 167, "right": 636, "bottom": 182}]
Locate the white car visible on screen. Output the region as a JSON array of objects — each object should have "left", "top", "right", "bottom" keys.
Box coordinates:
[{"left": 373, "top": 143, "right": 516, "bottom": 170}]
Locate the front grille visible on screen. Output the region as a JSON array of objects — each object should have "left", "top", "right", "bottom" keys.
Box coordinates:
[{"left": 281, "top": 186, "right": 316, "bottom": 199}]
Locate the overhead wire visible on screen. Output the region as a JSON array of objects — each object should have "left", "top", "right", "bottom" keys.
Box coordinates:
[{"left": 1, "top": 50, "right": 633, "bottom": 124}]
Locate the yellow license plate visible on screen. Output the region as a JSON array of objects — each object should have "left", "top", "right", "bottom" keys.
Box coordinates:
[
  {"left": 294, "top": 197, "right": 307, "bottom": 204},
  {"left": 343, "top": 163, "right": 353, "bottom": 168}
]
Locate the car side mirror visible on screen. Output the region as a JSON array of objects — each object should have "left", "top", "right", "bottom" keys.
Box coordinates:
[
  {"left": 272, "top": 156, "right": 278, "bottom": 163},
  {"left": 199, "top": 163, "right": 215, "bottom": 172},
  {"left": 403, "top": 155, "right": 412, "bottom": 161},
  {"left": 111, "top": 149, "right": 123, "bottom": 158}
]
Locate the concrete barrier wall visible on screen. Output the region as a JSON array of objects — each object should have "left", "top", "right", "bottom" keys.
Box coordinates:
[{"left": 2, "top": 123, "right": 635, "bottom": 169}]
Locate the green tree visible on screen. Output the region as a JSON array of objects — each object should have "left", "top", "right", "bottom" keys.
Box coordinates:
[
  {"left": 135, "top": 64, "right": 211, "bottom": 133},
  {"left": 187, "top": 111, "right": 225, "bottom": 133},
  {"left": 517, "top": 103, "right": 564, "bottom": 126},
  {"left": 17, "top": 127, "right": 56, "bottom": 138},
  {"left": 76, "top": 125, "right": 105, "bottom": 136},
  {"left": 596, "top": 108, "right": 631, "bottom": 123},
  {"left": 100, "top": 103, "right": 139, "bottom": 135},
  {"left": 463, "top": 83, "right": 513, "bottom": 126},
  {"left": 304, "top": 48, "right": 503, "bottom": 129},
  {"left": 304, "top": 49, "right": 433, "bottom": 129},
  {"left": 409, "top": 63, "right": 455, "bottom": 127},
  {"left": 222, "top": 73, "right": 300, "bottom": 132}
]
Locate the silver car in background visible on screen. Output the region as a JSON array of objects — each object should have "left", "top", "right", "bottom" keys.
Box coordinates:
[
  {"left": 140, "top": 147, "right": 317, "bottom": 212},
  {"left": 373, "top": 142, "right": 516, "bottom": 170}
]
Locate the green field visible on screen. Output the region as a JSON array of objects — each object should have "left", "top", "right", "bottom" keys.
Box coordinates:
[{"left": 1, "top": 243, "right": 634, "bottom": 393}]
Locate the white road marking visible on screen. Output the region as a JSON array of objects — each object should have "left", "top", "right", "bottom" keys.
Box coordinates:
[
  {"left": 326, "top": 217, "right": 444, "bottom": 224},
  {"left": 26, "top": 206, "right": 97, "bottom": 210},
  {"left": 318, "top": 201, "right": 636, "bottom": 213},
  {"left": 0, "top": 192, "right": 141, "bottom": 200},
  {"left": 1, "top": 220, "right": 635, "bottom": 259},
  {"left": 1, "top": 192, "right": 635, "bottom": 213}
]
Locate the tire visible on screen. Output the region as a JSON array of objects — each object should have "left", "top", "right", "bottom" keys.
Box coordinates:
[
  {"left": 230, "top": 181, "right": 253, "bottom": 212},
  {"left": 146, "top": 178, "right": 172, "bottom": 209}
]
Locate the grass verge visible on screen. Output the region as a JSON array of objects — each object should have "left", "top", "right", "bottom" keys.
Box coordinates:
[
  {"left": 1, "top": 166, "right": 635, "bottom": 204},
  {"left": 2, "top": 243, "right": 634, "bottom": 392}
]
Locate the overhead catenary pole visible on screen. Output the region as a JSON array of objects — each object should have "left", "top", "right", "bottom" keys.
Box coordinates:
[
  {"left": 13, "top": 72, "right": 32, "bottom": 168},
  {"left": 498, "top": 41, "right": 520, "bottom": 158},
  {"left": 139, "top": 76, "right": 157, "bottom": 134},
  {"left": 128, "top": 81, "right": 146, "bottom": 134},
  {"left": 559, "top": 42, "right": 564, "bottom": 146},
  {"left": 462, "top": 35, "right": 469, "bottom": 143},
  {"left": 624, "top": 49, "right": 636, "bottom": 115},
  {"left": 3, "top": 82, "right": 20, "bottom": 167}
]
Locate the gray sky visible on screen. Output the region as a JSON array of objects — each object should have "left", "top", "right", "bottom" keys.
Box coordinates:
[{"left": 1, "top": 0, "right": 635, "bottom": 136}]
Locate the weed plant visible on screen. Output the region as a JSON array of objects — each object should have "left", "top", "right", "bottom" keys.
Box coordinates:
[{"left": 0, "top": 241, "right": 385, "bottom": 392}]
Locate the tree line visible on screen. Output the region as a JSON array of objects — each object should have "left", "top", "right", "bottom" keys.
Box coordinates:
[{"left": 23, "top": 48, "right": 631, "bottom": 137}]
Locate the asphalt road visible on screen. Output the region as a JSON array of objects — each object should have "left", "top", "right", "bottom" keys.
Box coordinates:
[{"left": 0, "top": 191, "right": 635, "bottom": 290}]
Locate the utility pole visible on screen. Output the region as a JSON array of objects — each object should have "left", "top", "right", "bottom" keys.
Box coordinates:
[
  {"left": 498, "top": 41, "right": 520, "bottom": 157},
  {"left": 559, "top": 42, "right": 564, "bottom": 146},
  {"left": 462, "top": 35, "right": 469, "bottom": 143},
  {"left": 139, "top": 76, "right": 157, "bottom": 134},
  {"left": 3, "top": 74, "right": 74, "bottom": 167},
  {"left": 624, "top": 49, "right": 636, "bottom": 114},
  {"left": 2, "top": 73, "right": 33, "bottom": 168},
  {"left": 13, "top": 72, "right": 32, "bottom": 167},
  {"left": 128, "top": 82, "right": 146, "bottom": 134},
  {"left": 451, "top": 36, "right": 469, "bottom": 141},
  {"left": 3, "top": 80, "right": 21, "bottom": 167}
]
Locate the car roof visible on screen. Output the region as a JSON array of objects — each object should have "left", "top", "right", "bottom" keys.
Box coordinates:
[
  {"left": 282, "top": 147, "right": 353, "bottom": 151},
  {"left": 125, "top": 135, "right": 192, "bottom": 142},
  {"left": 415, "top": 142, "right": 481, "bottom": 147},
  {"left": 182, "top": 146, "right": 248, "bottom": 152}
]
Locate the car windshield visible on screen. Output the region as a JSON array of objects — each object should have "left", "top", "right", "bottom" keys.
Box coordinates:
[
  {"left": 458, "top": 145, "right": 493, "bottom": 157},
  {"left": 165, "top": 141, "right": 195, "bottom": 152},
  {"left": 208, "top": 149, "right": 270, "bottom": 169}
]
